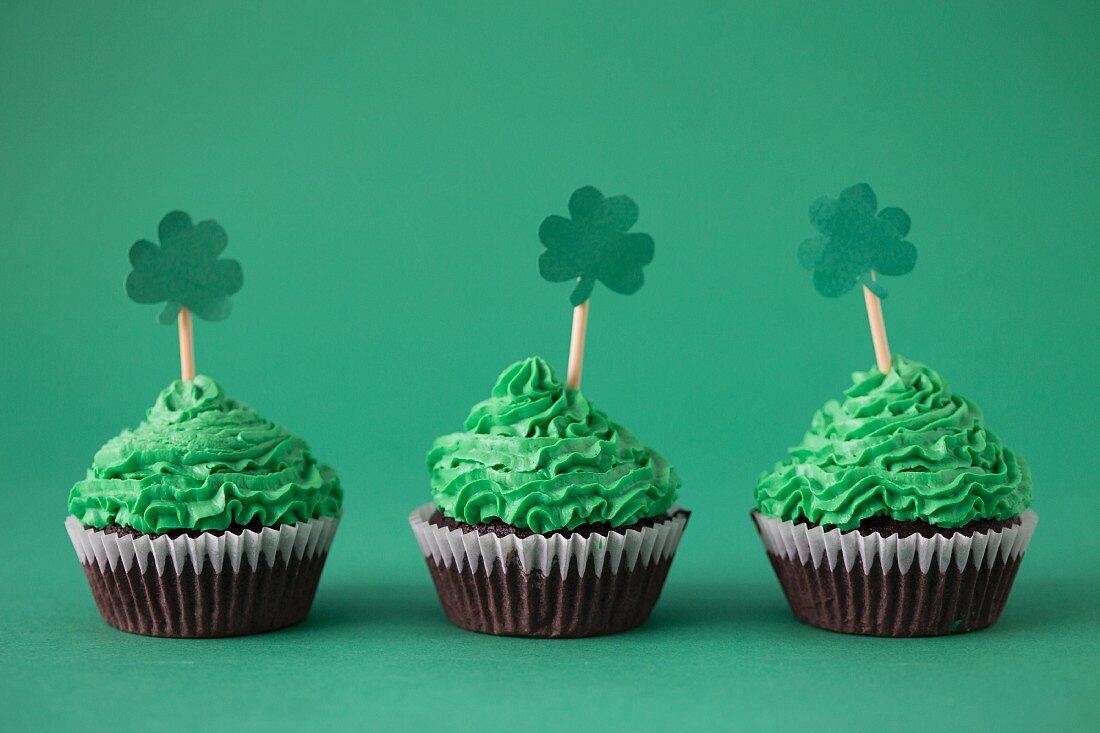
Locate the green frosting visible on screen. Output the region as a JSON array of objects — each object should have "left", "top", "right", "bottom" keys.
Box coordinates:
[
  {"left": 755, "top": 356, "right": 1031, "bottom": 530},
  {"left": 427, "top": 356, "right": 680, "bottom": 532},
  {"left": 68, "top": 376, "right": 342, "bottom": 533}
]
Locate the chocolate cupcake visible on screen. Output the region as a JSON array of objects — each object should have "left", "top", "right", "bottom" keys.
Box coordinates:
[
  {"left": 66, "top": 376, "right": 342, "bottom": 637},
  {"left": 411, "top": 356, "right": 689, "bottom": 638},
  {"left": 753, "top": 356, "right": 1035, "bottom": 637}
]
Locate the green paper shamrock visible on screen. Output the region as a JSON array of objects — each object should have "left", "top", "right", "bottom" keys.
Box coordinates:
[
  {"left": 797, "top": 183, "right": 917, "bottom": 298},
  {"left": 126, "top": 211, "right": 243, "bottom": 324},
  {"left": 538, "top": 186, "right": 655, "bottom": 306}
]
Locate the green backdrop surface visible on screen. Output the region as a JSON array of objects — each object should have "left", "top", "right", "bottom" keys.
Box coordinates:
[{"left": 1, "top": 1, "right": 1097, "bottom": 730}]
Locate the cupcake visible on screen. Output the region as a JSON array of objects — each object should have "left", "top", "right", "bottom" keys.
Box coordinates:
[
  {"left": 410, "top": 356, "right": 689, "bottom": 638},
  {"left": 752, "top": 356, "right": 1036, "bottom": 636},
  {"left": 66, "top": 375, "right": 343, "bottom": 637}
]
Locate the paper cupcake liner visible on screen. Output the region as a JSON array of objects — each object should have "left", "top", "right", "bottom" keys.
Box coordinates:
[
  {"left": 751, "top": 510, "right": 1037, "bottom": 637},
  {"left": 410, "top": 503, "right": 690, "bottom": 638},
  {"left": 409, "top": 503, "right": 688, "bottom": 578},
  {"left": 65, "top": 515, "right": 340, "bottom": 638}
]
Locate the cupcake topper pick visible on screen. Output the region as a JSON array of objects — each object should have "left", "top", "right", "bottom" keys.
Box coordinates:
[
  {"left": 538, "top": 186, "right": 655, "bottom": 388},
  {"left": 125, "top": 211, "right": 244, "bottom": 381},
  {"left": 797, "top": 183, "right": 917, "bottom": 373}
]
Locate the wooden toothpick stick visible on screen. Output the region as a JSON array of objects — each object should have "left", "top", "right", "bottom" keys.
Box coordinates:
[
  {"left": 862, "top": 272, "right": 892, "bottom": 374},
  {"left": 178, "top": 307, "right": 195, "bottom": 381},
  {"left": 567, "top": 299, "right": 589, "bottom": 389}
]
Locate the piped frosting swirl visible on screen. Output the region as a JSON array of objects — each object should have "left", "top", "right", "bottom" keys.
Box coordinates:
[
  {"left": 755, "top": 356, "right": 1031, "bottom": 529},
  {"left": 427, "top": 357, "right": 680, "bottom": 532},
  {"left": 68, "top": 376, "right": 342, "bottom": 533}
]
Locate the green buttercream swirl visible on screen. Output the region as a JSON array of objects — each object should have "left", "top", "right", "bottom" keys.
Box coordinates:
[
  {"left": 68, "top": 376, "right": 342, "bottom": 533},
  {"left": 428, "top": 356, "right": 680, "bottom": 532},
  {"left": 755, "top": 356, "right": 1031, "bottom": 529}
]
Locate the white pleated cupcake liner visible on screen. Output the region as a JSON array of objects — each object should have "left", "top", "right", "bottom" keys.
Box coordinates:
[
  {"left": 409, "top": 503, "right": 689, "bottom": 579},
  {"left": 753, "top": 509, "right": 1037, "bottom": 576},
  {"left": 65, "top": 514, "right": 341, "bottom": 577}
]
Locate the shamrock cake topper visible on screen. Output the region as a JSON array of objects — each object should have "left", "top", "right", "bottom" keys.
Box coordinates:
[
  {"left": 125, "top": 211, "right": 244, "bottom": 381},
  {"left": 537, "top": 186, "right": 656, "bottom": 389},
  {"left": 538, "top": 186, "right": 655, "bottom": 307},
  {"left": 797, "top": 183, "right": 916, "bottom": 299},
  {"left": 797, "top": 183, "right": 916, "bottom": 374}
]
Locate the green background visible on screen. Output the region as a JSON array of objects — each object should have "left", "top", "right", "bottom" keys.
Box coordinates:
[{"left": 1, "top": 1, "right": 1097, "bottom": 730}]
